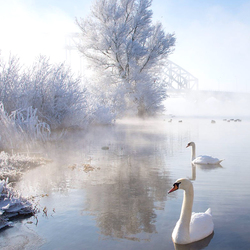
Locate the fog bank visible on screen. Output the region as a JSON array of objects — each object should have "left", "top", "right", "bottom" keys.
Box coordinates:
[{"left": 165, "top": 93, "right": 250, "bottom": 118}]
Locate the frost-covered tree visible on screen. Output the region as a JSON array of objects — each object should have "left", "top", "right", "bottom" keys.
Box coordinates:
[{"left": 76, "top": 0, "right": 175, "bottom": 117}]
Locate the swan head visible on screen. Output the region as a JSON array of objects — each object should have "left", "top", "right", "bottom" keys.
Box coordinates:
[
  {"left": 168, "top": 178, "right": 193, "bottom": 194},
  {"left": 186, "top": 142, "right": 195, "bottom": 148}
]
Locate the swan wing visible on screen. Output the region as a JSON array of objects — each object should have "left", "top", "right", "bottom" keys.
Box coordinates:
[
  {"left": 193, "top": 155, "right": 223, "bottom": 165},
  {"left": 189, "top": 208, "right": 214, "bottom": 243}
]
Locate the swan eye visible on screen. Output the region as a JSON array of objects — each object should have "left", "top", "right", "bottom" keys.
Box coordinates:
[{"left": 175, "top": 182, "right": 181, "bottom": 188}]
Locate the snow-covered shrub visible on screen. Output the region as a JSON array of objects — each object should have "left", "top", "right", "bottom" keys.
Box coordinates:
[
  {"left": 0, "top": 102, "right": 23, "bottom": 150},
  {"left": 0, "top": 56, "right": 23, "bottom": 113},
  {"left": 10, "top": 106, "right": 51, "bottom": 143},
  {"left": 0, "top": 178, "right": 35, "bottom": 229},
  {"left": 91, "top": 104, "right": 115, "bottom": 125},
  {"left": 27, "top": 56, "right": 90, "bottom": 129},
  {"left": 0, "top": 55, "right": 94, "bottom": 130},
  {"left": 0, "top": 103, "right": 50, "bottom": 150}
]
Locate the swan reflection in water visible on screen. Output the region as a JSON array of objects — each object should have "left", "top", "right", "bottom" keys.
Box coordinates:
[
  {"left": 189, "top": 162, "right": 223, "bottom": 180},
  {"left": 189, "top": 164, "right": 197, "bottom": 180},
  {"left": 195, "top": 163, "right": 223, "bottom": 171},
  {"left": 174, "top": 232, "right": 214, "bottom": 250}
]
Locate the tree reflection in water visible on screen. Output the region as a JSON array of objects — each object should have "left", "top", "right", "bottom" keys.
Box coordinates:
[
  {"left": 76, "top": 120, "right": 181, "bottom": 240},
  {"left": 82, "top": 155, "right": 172, "bottom": 240}
]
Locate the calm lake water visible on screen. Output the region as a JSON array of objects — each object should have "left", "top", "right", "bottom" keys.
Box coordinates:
[{"left": 1, "top": 117, "right": 250, "bottom": 249}]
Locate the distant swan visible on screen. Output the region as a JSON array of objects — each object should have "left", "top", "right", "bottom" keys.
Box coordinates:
[
  {"left": 168, "top": 178, "right": 214, "bottom": 244},
  {"left": 186, "top": 142, "right": 223, "bottom": 165}
]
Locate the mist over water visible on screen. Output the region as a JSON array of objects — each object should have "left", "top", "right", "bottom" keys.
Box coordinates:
[{"left": 1, "top": 116, "right": 250, "bottom": 249}]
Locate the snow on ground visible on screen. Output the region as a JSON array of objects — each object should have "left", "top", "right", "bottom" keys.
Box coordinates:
[
  {"left": 0, "top": 151, "right": 51, "bottom": 229},
  {"left": 0, "top": 179, "right": 35, "bottom": 229},
  {"left": 0, "top": 151, "right": 51, "bottom": 181}
]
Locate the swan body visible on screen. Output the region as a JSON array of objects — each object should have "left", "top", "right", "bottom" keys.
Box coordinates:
[
  {"left": 186, "top": 142, "right": 223, "bottom": 165},
  {"left": 192, "top": 155, "right": 223, "bottom": 165},
  {"left": 168, "top": 178, "right": 214, "bottom": 244}
]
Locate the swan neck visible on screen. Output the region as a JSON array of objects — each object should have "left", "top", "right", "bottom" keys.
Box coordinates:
[
  {"left": 191, "top": 144, "right": 196, "bottom": 161},
  {"left": 179, "top": 185, "right": 194, "bottom": 235}
]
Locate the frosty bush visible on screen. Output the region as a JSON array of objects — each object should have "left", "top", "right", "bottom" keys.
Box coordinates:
[
  {"left": 91, "top": 103, "right": 116, "bottom": 125},
  {"left": 10, "top": 106, "right": 51, "bottom": 142},
  {"left": 27, "top": 56, "right": 91, "bottom": 129},
  {"left": 0, "top": 178, "right": 35, "bottom": 229},
  {"left": 0, "top": 55, "right": 94, "bottom": 130},
  {"left": 0, "top": 102, "right": 51, "bottom": 150},
  {"left": 0, "top": 56, "right": 23, "bottom": 113}
]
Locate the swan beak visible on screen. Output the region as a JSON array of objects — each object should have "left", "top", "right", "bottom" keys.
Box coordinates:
[
  {"left": 168, "top": 185, "right": 178, "bottom": 194},
  {"left": 186, "top": 144, "right": 190, "bottom": 148}
]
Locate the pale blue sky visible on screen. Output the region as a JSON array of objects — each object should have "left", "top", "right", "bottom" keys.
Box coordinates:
[{"left": 1, "top": 0, "right": 250, "bottom": 92}]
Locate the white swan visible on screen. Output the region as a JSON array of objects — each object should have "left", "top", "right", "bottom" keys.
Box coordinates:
[
  {"left": 186, "top": 142, "right": 223, "bottom": 165},
  {"left": 168, "top": 178, "right": 214, "bottom": 244}
]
